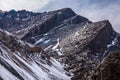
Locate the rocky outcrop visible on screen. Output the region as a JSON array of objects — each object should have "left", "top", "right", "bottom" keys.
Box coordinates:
[
  {"left": 0, "top": 29, "right": 44, "bottom": 54},
  {"left": 89, "top": 51, "right": 120, "bottom": 80},
  {"left": 60, "top": 20, "right": 115, "bottom": 54},
  {"left": 59, "top": 20, "right": 116, "bottom": 80},
  {"left": 0, "top": 28, "right": 50, "bottom": 61}
]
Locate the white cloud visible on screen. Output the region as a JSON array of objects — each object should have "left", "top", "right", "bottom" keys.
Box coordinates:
[
  {"left": 78, "top": 2, "right": 120, "bottom": 32},
  {"left": 0, "top": 0, "right": 54, "bottom": 11}
]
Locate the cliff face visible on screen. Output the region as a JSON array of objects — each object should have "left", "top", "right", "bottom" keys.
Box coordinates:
[
  {"left": 60, "top": 20, "right": 115, "bottom": 54},
  {"left": 59, "top": 20, "right": 117, "bottom": 80},
  {"left": 0, "top": 8, "right": 89, "bottom": 43}
]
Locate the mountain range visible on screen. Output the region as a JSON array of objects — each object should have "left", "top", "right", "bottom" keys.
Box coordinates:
[{"left": 0, "top": 8, "right": 120, "bottom": 80}]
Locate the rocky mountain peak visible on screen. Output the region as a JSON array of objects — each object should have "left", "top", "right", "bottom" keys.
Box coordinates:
[
  {"left": 49, "top": 8, "right": 75, "bottom": 16},
  {"left": 87, "top": 20, "right": 116, "bottom": 52},
  {"left": 60, "top": 20, "right": 115, "bottom": 54},
  {"left": 58, "top": 20, "right": 117, "bottom": 80}
]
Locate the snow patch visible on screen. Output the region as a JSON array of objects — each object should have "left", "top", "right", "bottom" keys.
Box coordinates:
[
  {"left": 52, "top": 39, "right": 60, "bottom": 50},
  {"left": 43, "top": 58, "right": 70, "bottom": 80},
  {"left": 58, "top": 12, "right": 62, "bottom": 14},
  {"left": 44, "top": 40, "right": 50, "bottom": 44},
  {"left": 107, "top": 37, "right": 117, "bottom": 48},
  {"left": 35, "top": 38, "right": 44, "bottom": 44},
  {"left": 4, "top": 31, "right": 12, "bottom": 36},
  {"left": 0, "top": 64, "right": 19, "bottom": 80},
  {"left": 75, "top": 31, "right": 79, "bottom": 36},
  {"left": 15, "top": 18, "right": 20, "bottom": 20},
  {"left": 52, "top": 39, "right": 63, "bottom": 55},
  {"left": 44, "top": 33, "right": 48, "bottom": 36},
  {"left": 0, "top": 56, "right": 35, "bottom": 80}
]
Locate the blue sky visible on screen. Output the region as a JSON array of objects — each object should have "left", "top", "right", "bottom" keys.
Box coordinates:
[{"left": 0, "top": 0, "right": 120, "bottom": 32}]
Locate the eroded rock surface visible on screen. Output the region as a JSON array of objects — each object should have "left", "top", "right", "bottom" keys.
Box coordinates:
[{"left": 89, "top": 51, "right": 120, "bottom": 80}]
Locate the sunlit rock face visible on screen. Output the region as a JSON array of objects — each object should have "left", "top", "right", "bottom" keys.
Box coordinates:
[
  {"left": 58, "top": 20, "right": 117, "bottom": 80},
  {"left": 0, "top": 8, "right": 120, "bottom": 80}
]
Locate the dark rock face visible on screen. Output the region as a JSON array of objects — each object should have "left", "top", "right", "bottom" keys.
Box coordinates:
[
  {"left": 0, "top": 10, "right": 40, "bottom": 30},
  {"left": 88, "top": 21, "right": 116, "bottom": 53},
  {"left": 0, "top": 29, "right": 43, "bottom": 53},
  {"left": 89, "top": 51, "right": 120, "bottom": 80},
  {"left": 21, "top": 8, "right": 77, "bottom": 40},
  {"left": 60, "top": 20, "right": 115, "bottom": 54},
  {"left": 0, "top": 8, "right": 77, "bottom": 39},
  {"left": 34, "top": 15, "right": 89, "bottom": 49},
  {"left": 0, "top": 8, "right": 89, "bottom": 44}
]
